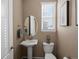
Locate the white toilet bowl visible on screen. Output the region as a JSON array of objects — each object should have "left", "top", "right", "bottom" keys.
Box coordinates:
[{"left": 43, "top": 42, "right": 56, "bottom": 59}]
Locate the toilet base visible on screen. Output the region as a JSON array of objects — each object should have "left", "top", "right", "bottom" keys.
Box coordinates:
[{"left": 45, "top": 53, "right": 56, "bottom": 59}]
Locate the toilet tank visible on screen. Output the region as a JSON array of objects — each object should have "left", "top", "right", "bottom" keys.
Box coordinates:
[{"left": 43, "top": 42, "right": 54, "bottom": 53}]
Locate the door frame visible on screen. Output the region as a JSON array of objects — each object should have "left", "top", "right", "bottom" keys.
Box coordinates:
[{"left": 9, "top": 0, "right": 14, "bottom": 59}]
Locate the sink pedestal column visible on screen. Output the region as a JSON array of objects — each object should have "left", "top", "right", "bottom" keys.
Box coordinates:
[{"left": 27, "top": 46, "right": 32, "bottom": 59}]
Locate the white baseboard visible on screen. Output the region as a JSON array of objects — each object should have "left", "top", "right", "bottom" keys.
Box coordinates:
[{"left": 21, "top": 56, "right": 44, "bottom": 59}]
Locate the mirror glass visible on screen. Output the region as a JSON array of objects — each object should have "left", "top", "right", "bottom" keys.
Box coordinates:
[{"left": 24, "top": 16, "right": 37, "bottom": 36}]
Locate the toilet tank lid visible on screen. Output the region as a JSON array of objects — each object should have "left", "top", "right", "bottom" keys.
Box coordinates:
[{"left": 43, "top": 42, "right": 54, "bottom": 45}]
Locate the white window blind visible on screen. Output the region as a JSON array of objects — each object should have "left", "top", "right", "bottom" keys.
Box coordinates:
[
  {"left": 41, "top": 2, "right": 56, "bottom": 32},
  {"left": 1, "top": 0, "right": 10, "bottom": 58}
]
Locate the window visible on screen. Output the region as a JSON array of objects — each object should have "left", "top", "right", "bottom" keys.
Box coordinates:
[{"left": 41, "top": 2, "right": 56, "bottom": 32}]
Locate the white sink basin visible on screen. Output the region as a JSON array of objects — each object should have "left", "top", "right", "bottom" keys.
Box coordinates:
[
  {"left": 20, "top": 39, "right": 38, "bottom": 47},
  {"left": 20, "top": 39, "right": 38, "bottom": 59}
]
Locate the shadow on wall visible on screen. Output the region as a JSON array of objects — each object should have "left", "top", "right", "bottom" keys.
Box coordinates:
[{"left": 57, "top": 0, "right": 78, "bottom": 59}]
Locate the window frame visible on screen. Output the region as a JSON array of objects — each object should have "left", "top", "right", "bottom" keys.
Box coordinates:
[{"left": 41, "top": 2, "right": 56, "bottom": 32}]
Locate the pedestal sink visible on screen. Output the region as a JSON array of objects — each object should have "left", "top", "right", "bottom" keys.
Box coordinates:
[{"left": 20, "top": 39, "right": 38, "bottom": 59}]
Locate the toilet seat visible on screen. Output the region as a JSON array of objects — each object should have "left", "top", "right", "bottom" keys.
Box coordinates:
[{"left": 45, "top": 53, "right": 56, "bottom": 59}]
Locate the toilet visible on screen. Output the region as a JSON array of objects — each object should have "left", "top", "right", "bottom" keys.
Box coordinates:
[{"left": 43, "top": 42, "right": 56, "bottom": 59}]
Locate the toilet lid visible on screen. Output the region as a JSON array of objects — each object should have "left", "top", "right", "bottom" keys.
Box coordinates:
[{"left": 45, "top": 54, "right": 56, "bottom": 59}]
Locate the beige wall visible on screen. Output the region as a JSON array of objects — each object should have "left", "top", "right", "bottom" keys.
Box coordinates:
[
  {"left": 57, "top": 0, "right": 78, "bottom": 59},
  {"left": 22, "top": 0, "right": 57, "bottom": 57},
  {"left": 13, "top": 0, "right": 78, "bottom": 59},
  {"left": 13, "top": 0, "right": 23, "bottom": 59}
]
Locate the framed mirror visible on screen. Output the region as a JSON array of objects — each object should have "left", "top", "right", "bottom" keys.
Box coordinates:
[
  {"left": 24, "top": 16, "right": 38, "bottom": 36},
  {"left": 60, "top": 0, "right": 69, "bottom": 26}
]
